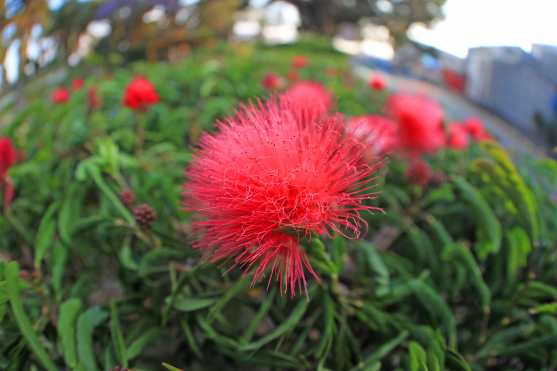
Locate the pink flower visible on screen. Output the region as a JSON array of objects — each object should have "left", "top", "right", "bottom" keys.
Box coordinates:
[
  {"left": 280, "top": 81, "right": 334, "bottom": 122},
  {"left": 123, "top": 76, "right": 159, "bottom": 111},
  {"left": 184, "top": 99, "right": 383, "bottom": 295},
  {"left": 291, "top": 55, "right": 308, "bottom": 69},
  {"left": 52, "top": 88, "right": 70, "bottom": 104},
  {"left": 369, "top": 74, "right": 386, "bottom": 91},
  {"left": 346, "top": 115, "right": 399, "bottom": 156},
  {"left": 72, "top": 78, "right": 84, "bottom": 91},
  {"left": 261, "top": 73, "right": 282, "bottom": 91},
  {"left": 447, "top": 123, "right": 470, "bottom": 150},
  {"left": 0, "top": 138, "right": 17, "bottom": 207},
  {"left": 386, "top": 93, "right": 445, "bottom": 155},
  {"left": 463, "top": 118, "right": 492, "bottom": 141}
]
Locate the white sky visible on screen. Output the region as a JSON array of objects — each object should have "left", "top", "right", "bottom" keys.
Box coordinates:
[{"left": 408, "top": 0, "right": 557, "bottom": 58}]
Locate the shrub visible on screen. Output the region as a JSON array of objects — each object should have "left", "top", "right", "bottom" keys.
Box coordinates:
[{"left": 1, "top": 40, "right": 557, "bottom": 370}]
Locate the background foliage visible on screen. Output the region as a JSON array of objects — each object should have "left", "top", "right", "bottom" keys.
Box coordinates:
[{"left": 1, "top": 39, "right": 557, "bottom": 370}]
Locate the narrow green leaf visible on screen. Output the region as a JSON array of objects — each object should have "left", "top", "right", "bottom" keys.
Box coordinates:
[
  {"left": 162, "top": 362, "right": 184, "bottom": 371},
  {"left": 5, "top": 261, "right": 57, "bottom": 371},
  {"left": 239, "top": 299, "right": 309, "bottom": 351},
  {"left": 34, "top": 202, "right": 59, "bottom": 267},
  {"left": 127, "top": 328, "right": 160, "bottom": 360},
  {"left": 110, "top": 301, "right": 128, "bottom": 367},
  {"left": 58, "top": 298, "right": 82, "bottom": 368},
  {"left": 88, "top": 166, "right": 134, "bottom": 225},
  {"left": 408, "top": 341, "right": 429, "bottom": 371},
  {"left": 77, "top": 306, "right": 108, "bottom": 371},
  {"left": 172, "top": 296, "right": 217, "bottom": 312},
  {"left": 240, "top": 287, "right": 276, "bottom": 344},
  {"left": 207, "top": 276, "right": 250, "bottom": 322},
  {"left": 350, "top": 331, "right": 408, "bottom": 371},
  {"left": 453, "top": 176, "right": 502, "bottom": 259}
]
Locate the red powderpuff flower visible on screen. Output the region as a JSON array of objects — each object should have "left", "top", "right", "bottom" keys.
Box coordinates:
[
  {"left": 72, "top": 78, "right": 84, "bottom": 91},
  {"left": 386, "top": 93, "right": 445, "bottom": 155},
  {"left": 184, "top": 99, "right": 383, "bottom": 295},
  {"left": 405, "top": 159, "right": 432, "bottom": 187},
  {"left": 261, "top": 73, "right": 282, "bottom": 91},
  {"left": 346, "top": 115, "right": 399, "bottom": 156},
  {"left": 369, "top": 74, "right": 386, "bottom": 91},
  {"left": 52, "top": 88, "right": 70, "bottom": 104},
  {"left": 464, "top": 117, "right": 492, "bottom": 141},
  {"left": 447, "top": 123, "right": 469, "bottom": 150},
  {"left": 280, "top": 81, "right": 334, "bottom": 122},
  {"left": 291, "top": 55, "right": 308, "bottom": 69},
  {"left": 0, "top": 138, "right": 17, "bottom": 207},
  {"left": 123, "top": 76, "right": 160, "bottom": 111},
  {"left": 87, "top": 87, "right": 101, "bottom": 110}
]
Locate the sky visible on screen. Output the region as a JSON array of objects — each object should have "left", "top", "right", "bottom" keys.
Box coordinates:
[{"left": 408, "top": 0, "right": 557, "bottom": 58}]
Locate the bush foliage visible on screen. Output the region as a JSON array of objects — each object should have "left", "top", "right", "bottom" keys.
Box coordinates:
[{"left": 1, "top": 40, "right": 557, "bottom": 371}]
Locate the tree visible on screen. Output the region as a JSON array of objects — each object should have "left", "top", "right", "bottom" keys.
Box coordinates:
[{"left": 285, "top": 0, "right": 446, "bottom": 45}]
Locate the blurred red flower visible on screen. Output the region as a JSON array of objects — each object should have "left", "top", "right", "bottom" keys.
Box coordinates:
[
  {"left": 291, "top": 55, "right": 308, "bottom": 69},
  {"left": 386, "top": 93, "right": 445, "bottom": 155},
  {"left": 287, "top": 70, "right": 299, "bottom": 82},
  {"left": 405, "top": 159, "right": 432, "bottom": 187},
  {"left": 52, "top": 88, "right": 70, "bottom": 104},
  {"left": 463, "top": 118, "right": 492, "bottom": 141},
  {"left": 369, "top": 74, "right": 386, "bottom": 91},
  {"left": 261, "top": 73, "right": 281, "bottom": 91},
  {"left": 280, "top": 81, "right": 334, "bottom": 122},
  {"left": 447, "top": 123, "right": 469, "bottom": 150},
  {"left": 123, "top": 76, "right": 159, "bottom": 111},
  {"left": 0, "top": 138, "right": 17, "bottom": 207},
  {"left": 184, "top": 99, "right": 383, "bottom": 295},
  {"left": 346, "top": 115, "right": 399, "bottom": 156},
  {"left": 72, "top": 78, "right": 84, "bottom": 91},
  {"left": 87, "top": 87, "right": 101, "bottom": 110}
]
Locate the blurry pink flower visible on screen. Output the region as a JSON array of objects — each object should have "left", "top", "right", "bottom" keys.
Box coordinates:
[
  {"left": 447, "top": 123, "right": 470, "bottom": 150},
  {"left": 261, "top": 73, "right": 282, "bottom": 91},
  {"left": 0, "top": 138, "right": 17, "bottom": 208},
  {"left": 291, "top": 55, "right": 308, "bottom": 69},
  {"left": 123, "top": 76, "right": 159, "bottom": 111},
  {"left": 346, "top": 115, "right": 399, "bottom": 156},
  {"left": 369, "top": 74, "right": 386, "bottom": 91},
  {"left": 386, "top": 93, "right": 445, "bottom": 155},
  {"left": 405, "top": 159, "right": 432, "bottom": 187},
  {"left": 280, "top": 81, "right": 334, "bottom": 122},
  {"left": 72, "top": 78, "right": 85, "bottom": 91},
  {"left": 52, "top": 88, "right": 70, "bottom": 104},
  {"left": 463, "top": 118, "right": 492, "bottom": 141}
]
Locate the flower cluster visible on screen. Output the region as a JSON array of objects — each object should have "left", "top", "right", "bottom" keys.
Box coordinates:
[
  {"left": 0, "top": 138, "right": 17, "bottom": 208},
  {"left": 184, "top": 97, "right": 383, "bottom": 295},
  {"left": 122, "top": 76, "right": 160, "bottom": 111}
]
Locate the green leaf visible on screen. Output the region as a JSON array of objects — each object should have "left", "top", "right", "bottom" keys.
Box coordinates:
[
  {"left": 172, "top": 296, "right": 217, "bottom": 312},
  {"left": 240, "top": 287, "right": 276, "bottom": 344},
  {"left": 5, "top": 262, "right": 57, "bottom": 371},
  {"left": 453, "top": 176, "right": 502, "bottom": 259},
  {"left": 408, "top": 341, "right": 429, "bottom": 371},
  {"left": 350, "top": 331, "right": 408, "bottom": 370},
  {"left": 239, "top": 298, "right": 309, "bottom": 351},
  {"left": 58, "top": 298, "right": 82, "bottom": 368},
  {"left": 88, "top": 166, "right": 134, "bottom": 225},
  {"left": 408, "top": 280, "right": 456, "bottom": 347},
  {"left": 443, "top": 243, "right": 491, "bottom": 313},
  {"left": 162, "top": 362, "right": 184, "bottom": 371},
  {"left": 110, "top": 301, "right": 128, "bottom": 367},
  {"left": 51, "top": 242, "right": 68, "bottom": 298},
  {"left": 77, "top": 306, "right": 108, "bottom": 371},
  {"left": 127, "top": 328, "right": 160, "bottom": 360},
  {"left": 506, "top": 227, "right": 531, "bottom": 280},
  {"left": 445, "top": 350, "right": 471, "bottom": 371},
  {"left": 207, "top": 276, "right": 250, "bottom": 322},
  {"left": 34, "top": 202, "right": 59, "bottom": 268}
]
